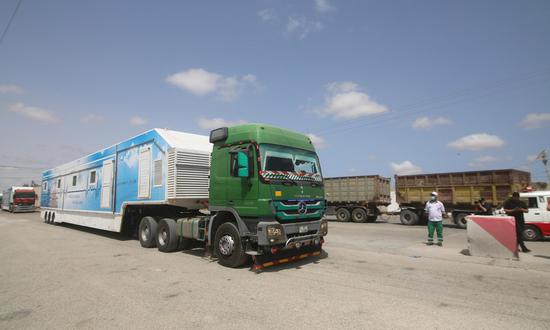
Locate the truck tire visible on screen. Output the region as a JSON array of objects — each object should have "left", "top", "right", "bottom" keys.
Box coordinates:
[
  {"left": 336, "top": 208, "right": 351, "bottom": 222},
  {"left": 214, "top": 222, "right": 248, "bottom": 268},
  {"left": 400, "top": 209, "right": 419, "bottom": 225},
  {"left": 523, "top": 225, "right": 542, "bottom": 241},
  {"left": 455, "top": 213, "right": 468, "bottom": 229},
  {"left": 366, "top": 216, "right": 378, "bottom": 223},
  {"left": 157, "top": 218, "right": 179, "bottom": 252},
  {"left": 351, "top": 208, "right": 367, "bottom": 223},
  {"left": 139, "top": 216, "right": 158, "bottom": 248}
]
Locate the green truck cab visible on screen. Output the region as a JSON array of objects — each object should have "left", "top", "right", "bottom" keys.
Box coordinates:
[{"left": 172, "top": 124, "right": 328, "bottom": 268}]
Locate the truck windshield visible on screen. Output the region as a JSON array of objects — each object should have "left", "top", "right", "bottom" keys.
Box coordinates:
[
  {"left": 14, "top": 191, "right": 35, "bottom": 199},
  {"left": 259, "top": 144, "right": 322, "bottom": 182}
]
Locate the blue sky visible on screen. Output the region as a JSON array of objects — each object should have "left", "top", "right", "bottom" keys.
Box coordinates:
[{"left": 1, "top": 0, "right": 549, "bottom": 188}]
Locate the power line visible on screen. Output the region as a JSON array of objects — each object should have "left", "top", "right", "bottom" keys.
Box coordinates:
[
  {"left": 0, "top": 0, "right": 22, "bottom": 45},
  {"left": 312, "top": 67, "right": 550, "bottom": 137}
]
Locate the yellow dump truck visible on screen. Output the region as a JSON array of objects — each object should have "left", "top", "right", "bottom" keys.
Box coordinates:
[
  {"left": 324, "top": 175, "right": 391, "bottom": 223},
  {"left": 395, "top": 169, "right": 531, "bottom": 228}
]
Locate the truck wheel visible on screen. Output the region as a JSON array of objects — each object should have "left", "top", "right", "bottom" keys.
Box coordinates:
[
  {"left": 157, "top": 218, "right": 179, "bottom": 252},
  {"left": 400, "top": 209, "right": 419, "bottom": 225},
  {"left": 523, "top": 225, "right": 542, "bottom": 241},
  {"left": 214, "top": 222, "right": 248, "bottom": 268},
  {"left": 139, "top": 216, "right": 158, "bottom": 248},
  {"left": 336, "top": 208, "right": 351, "bottom": 222},
  {"left": 351, "top": 208, "right": 367, "bottom": 223},
  {"left": 455, "top": 213, "right": 468, "bottom": 229},
  {"left": 366, "top": 216, "right": 378, "bottom": 223}
]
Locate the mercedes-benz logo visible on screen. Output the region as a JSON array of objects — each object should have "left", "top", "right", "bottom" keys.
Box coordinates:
[{"left": 297, "top": 201, "right": 307, "bottom": 214}]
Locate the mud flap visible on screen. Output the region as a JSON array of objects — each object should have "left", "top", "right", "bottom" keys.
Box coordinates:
[{"left": 251, "top": 244, "right": 323, "bottom": 271}]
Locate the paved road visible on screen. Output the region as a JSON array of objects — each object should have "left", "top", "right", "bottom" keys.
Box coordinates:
[{"left": 1, "top": 212, "right": 549, "bottom": 329}]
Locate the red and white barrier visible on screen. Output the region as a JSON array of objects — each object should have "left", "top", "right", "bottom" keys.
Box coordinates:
[{"left": 467, "top": 215, "right": 519, "bottom": 260}]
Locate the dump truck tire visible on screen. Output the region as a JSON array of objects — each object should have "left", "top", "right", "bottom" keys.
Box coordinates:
[
  {"left": 366, "top": 215, "right": 378, "bottom": 223},
  {"left": 523, "top": 225, "right": 542, "bottom": 241},
  {"left": 214, "top": 222, "right": 249, "bottom": 268},
  {"left": 139, "top": 216, "right": 158, "bottom": 248},
  {"left": 351, "top": 208, "right": 367, "bottom": 223},
  {"left": 336, "top": 208, "right": 351, "bottom": 222},
  {"left": 157, "top": 218, "right": 179, "bottom": 252},
  {"left": 455, "top": 213, "right": 468, "bottom": 229},
  {"left": 400, "top": 209, "right": 419, "bottom": 225}
]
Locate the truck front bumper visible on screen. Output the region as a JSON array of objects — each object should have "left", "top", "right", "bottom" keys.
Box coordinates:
[{"left": 256, "top": 219, "right": 327, "bottom": 249}]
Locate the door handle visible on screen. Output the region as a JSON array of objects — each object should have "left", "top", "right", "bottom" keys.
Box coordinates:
[
  {"left": 228, "top": 200, "right": 234, "bottom": 205},
  {"left": 534, "top": 212, "right": 540, "bottom": 215}
]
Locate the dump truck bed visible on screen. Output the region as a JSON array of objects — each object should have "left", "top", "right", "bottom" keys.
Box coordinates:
[
  {"left": 395, "top": 169, "right": 530, "bottom": 208},
  {"left": 324, "top": 175, "right": 391, "bottom": 205}
]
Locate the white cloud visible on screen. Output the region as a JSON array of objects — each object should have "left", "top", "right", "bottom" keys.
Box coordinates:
[
  {"left": 306, "top": 133, "right": 326, "bottom": 149},
  {"left": 7, "top": 103, "right": 59, "bottom": 123},
  {"left": 315, "top": 0, "right": 334, "bottom": 13},
  {"left": 197, "top": 117, "right": 247, "bottom": 130},
  {"left": 527, "top": 154, "right": 538, "bottom": 162},
  {"left": 319, "top": 82, "right": 389, "bottom": 119},
  {"left": 412, "top": 116, "right": 451, "bottom": 130},
  {"left": 0, "top": 84, "right": 24, "bottom": 95},
  {"left": 468, "top": 155, "right": 497, "bottom": 168},
  {"left": 287, "top": 16, "right": 323, "bottom": 39},
  {"left": 166, "top": 68, "right": 257, "bottom": 101},
  {"left": 130, "top": 116, "right": 147, "bottom": 126},
  {"left": 448, "top": 133, "right": 505, "bottom": 151},
  {"left": 520, "top": 112, "right": 550, "bottom": 129},
  {"left": 390, "top": 160, "right": 423, "bottom": 175},
  {"left": 81, "top": 114, "right": 105, "bottom": 123},
  {"left": 258, "top": 8, "right": 277, "bottom": 22}
]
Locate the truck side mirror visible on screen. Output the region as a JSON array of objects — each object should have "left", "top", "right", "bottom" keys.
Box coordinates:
[{"left": 237, "top": 151, "right": 250, "bottom": 178}]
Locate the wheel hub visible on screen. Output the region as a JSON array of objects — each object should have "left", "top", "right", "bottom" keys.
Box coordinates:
[
  {"left": 141, "top": 225, "right": 149, "bottom": 241},
  {"left": 218, "top": 235, "right": 235, "bottom": 256},
  {"left": 158, "top": 228, "right": 167, "bottom": 245}
]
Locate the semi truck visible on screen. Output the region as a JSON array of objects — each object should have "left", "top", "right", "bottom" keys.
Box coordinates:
[
  {"left": 324, "top": 175, "right": 391, "bottom": 222},
  {"left": 40, "top": 124, "right": 328, "bottom": 269},
  {"left": 1, "top": 186, "right": 37, "bottom": 212},
  {"left": 395, "top": 169, "right": 531, "bottom": 228}
]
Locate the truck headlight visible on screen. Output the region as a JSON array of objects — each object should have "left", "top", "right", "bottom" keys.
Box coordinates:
[
  {"left": 266, "top": 225, "right": 283, "bottom": 239},
  {"left": 320, "top": 220, "right": 328, "bottom": 236}
]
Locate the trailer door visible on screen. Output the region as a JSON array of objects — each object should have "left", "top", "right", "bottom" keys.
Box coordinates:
[
  {"left": 101, "top": 159, "right": 114, "bottom": 210},
  {"left": 138, "top": 146, "right": 151, "bottom": 199}
]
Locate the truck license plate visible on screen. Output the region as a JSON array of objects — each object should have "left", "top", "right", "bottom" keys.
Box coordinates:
[{"left": 299, "top": 225, "right": 308, "bottom": 233}]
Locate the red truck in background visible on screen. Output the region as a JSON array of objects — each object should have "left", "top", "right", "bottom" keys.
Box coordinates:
[{"left": 1, "top": 186, "right": 36, "bottom": 213}]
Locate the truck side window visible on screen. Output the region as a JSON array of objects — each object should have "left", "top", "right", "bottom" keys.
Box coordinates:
[
  {"left": 72, "top": 175, "right": 77, "bottom": 187},
  {"left": 230, "top": 153, "right": 238, "bottom": 177},
  {"left": 527, "top": 197, "right": 538, "bottom": 209},
  {"left": 57, "top": 179, "right": 61, "bottom": 188}
]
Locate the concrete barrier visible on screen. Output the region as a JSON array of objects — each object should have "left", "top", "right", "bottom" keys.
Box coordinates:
[{"left": 467, "top": 215, "right": 519, "bottom": 260}]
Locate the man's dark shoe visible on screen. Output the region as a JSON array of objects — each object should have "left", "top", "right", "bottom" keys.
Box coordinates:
[{"left": 522, "top": 248, "right": 531, "bottom": 253}]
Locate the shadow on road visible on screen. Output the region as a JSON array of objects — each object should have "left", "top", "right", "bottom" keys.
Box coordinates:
[{"left": 52, "top": 223, "right": 133, "bottom": 241}]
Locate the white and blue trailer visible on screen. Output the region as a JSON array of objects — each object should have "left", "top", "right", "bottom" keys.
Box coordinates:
[{"left": 41, "top": 129, "right": 212, "bottom": 234}]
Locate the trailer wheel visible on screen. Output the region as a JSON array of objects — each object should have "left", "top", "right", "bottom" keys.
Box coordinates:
[
  {"left": 336, "top": 208, "right": 351, "bottom": 222},
  {"left": 523, "top": 225, "right": 542, "bottom": 241},
  {"left": 139, "top": 216, "right": 158, "bottom": 248},
  {"left": 455, "top": 213, "right": 468, "bottom": 229},
  {"left": 214, "top": 222, "right": 248, "bottom": 268},
  {"left": 156, "top": 218, "right": 179, "bottom": 252},
  {"left": 400, "top": 209, "right": 419, "bottom": 225},
  {"left": 351, "top": 208, "right": 367, "bottom": 223},
  {"left": 366, "top": 216, "right": 378, "bottom": 223}
]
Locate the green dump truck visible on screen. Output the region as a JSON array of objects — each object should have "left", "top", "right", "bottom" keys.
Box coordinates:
[
  {"left": 396, "top": 169, "right": 531, "bottom": 228},
  {"left": 324, "top": 175, "right": 391, "bottom": 223}
]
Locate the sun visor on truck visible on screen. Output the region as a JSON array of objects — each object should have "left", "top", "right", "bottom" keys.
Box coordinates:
[{"left": 209, "top": 127, "right": 228, "bottom": 143}]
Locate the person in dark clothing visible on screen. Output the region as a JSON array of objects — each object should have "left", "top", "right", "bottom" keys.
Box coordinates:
[
  {"left": 476, "top": 198, "right": 493, "bottom": 215},
  {"left": 503, "top": 192, "right": 530, "bottom": 253}
]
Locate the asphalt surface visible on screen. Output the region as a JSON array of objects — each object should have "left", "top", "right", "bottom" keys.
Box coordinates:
[{"left": 1, "top": 211, "right": 550, "bottom": 329}]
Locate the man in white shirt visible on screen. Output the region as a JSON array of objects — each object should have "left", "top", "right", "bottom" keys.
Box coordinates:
[{"left": 425, "top": 191, "right": 445, "bottom": 246}]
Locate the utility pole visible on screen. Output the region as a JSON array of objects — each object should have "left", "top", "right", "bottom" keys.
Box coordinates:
[{"left": 535, "top": 149, "right": 550, "bottom": 184}]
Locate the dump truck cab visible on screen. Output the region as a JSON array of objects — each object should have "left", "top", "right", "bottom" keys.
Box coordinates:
[{"left": 208, "top": 124, "right": 327, "bottom": 267}]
